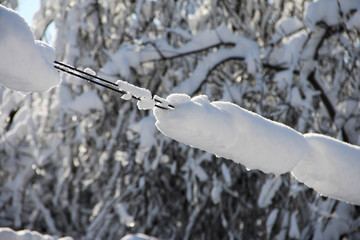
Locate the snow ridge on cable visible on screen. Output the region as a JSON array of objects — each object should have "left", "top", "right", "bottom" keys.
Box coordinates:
[{"left": 154, "top": 93, "right": 360, "bottom": 205}]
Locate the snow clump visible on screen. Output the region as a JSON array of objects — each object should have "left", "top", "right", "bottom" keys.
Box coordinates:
[
  {"left": 0, "top": 5, "right": 60, "bottom": 92},
  {"left": 154, "top": 93, "right": 360, "bottom": 205},
  {"left": 116, "top": 79, "right": 155, "bottom": 110},
  {"left": 154, "top": 94, "right": 309, "bottom": 175}
]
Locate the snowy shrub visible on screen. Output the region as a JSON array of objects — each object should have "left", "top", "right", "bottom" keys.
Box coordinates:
[{"left": 0, "top": 0, "right": 360, "bottom": 239}]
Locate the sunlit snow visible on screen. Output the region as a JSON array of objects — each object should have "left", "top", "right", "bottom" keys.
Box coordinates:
[
  {"left": 1, "top": 1, "right": 360, "bottom": 239},
  {"left": 116, "top": 79, "right": 155, "bottom": 110},
  {"left": 0, "top": 5, "right": 60, "bottom": 92},
  {"left": 154, "top": 93, "right": 360, "bottom": 205},
  {"left": 0, "top": 228, "right": 73, "bottom": 240},
  {"left": 62, "top": 90, "right": 104, "bottom": 115},
  {"left": 154, "top": 94, "right": 309, "bottom": 175},
  {"left": 292, "top": 133, "right": 360, "bottom": 205}
]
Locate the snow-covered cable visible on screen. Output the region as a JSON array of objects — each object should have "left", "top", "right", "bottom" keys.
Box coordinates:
[{"left": 53, "top": 61, "right": 174, "bottom": 110}]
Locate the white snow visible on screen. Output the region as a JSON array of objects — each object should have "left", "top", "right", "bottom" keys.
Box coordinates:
[
  {"left": 129, "top": 116, "right": 157, "bottom": 149},
  {"left": 257, "top": 177, "right": 282, "bottom": 208},
  {"left": 347, "top": 11, "right": 360, "bottom": 29},
  {"left": 266, "top": 208, "right": 279, "bottom": 237},
  {"left": 84, "top": 67, "right": 96, "bottom": 76},
  {"left": 305, "top": 0, "right": 360, "bottom": 30},
  {"left": 116, "top": 80, "right": 155, "bottom": 110},
  {"left": 174, "top": 26, "right": 260, "bottom": 94},
  {"left": 165, "top": 27, "right": 192, "bottom": 40},
  {"left": 269, "top": 31, "right": 307, "bottom": 67},
  {"left": 305, "top": 0, "right": 340, "bottom": 30},
  {"left": 272, "top": 17, "right": 304, "bottom": 42},
  {"left": 0, "top": 89, "right": 25, "bottom": 127},
  {"left": 312, "top": 201, "right": 353, "bottom": 239},
  {"left": 292, "top": 133, "right": 360, "bottom": 205},
  {"left": 103, "top": 26, "right": 259, "bottom": 95},
  {"left": 121, "top": 92, "right": 133, "bottom": 101},
  {"left": 128, "top": 116, "right": 157, "bottom": 164},
  {"left": 267, "top": 0, "right": 360, "bottom": 69},
  {"left": 289, "top": 212, "right": 300, "bottom": 239},
  {"left": 221, "top": 163, "right": 232, "bottom": 186},
  {"left": 136, "top": 97, "right": 155, "bottom": 110},
  {"left": 103, "top": 46, "right": 141, "bottom": 78},
  {"left": 116, "top": 79, "right": 152, "bottom": 98},
  {"left": 335, "top": 100, "right": 360, "bottom": 128},
  {"left": 273, "top": 70, "right": 293, "bottom": 89},
  {"left": 153, "top": 95, "right": 172, "bottom": 109},
  {"left": 154, "top": 94, "right": 309, "bottom": 175},
  {"left": 0, "top": 227, "right": 73, "bottom": 240},
  {"left": 290, "top": 86, "right": 308, "bottom": 108},
  {"left": 115, "top": 203, "right": 135, "bottom": 228},
  {"left": 62, "top": 90, "right": 104, "bottom": 115},
  {"left": 211, "top": 178, "right": 222, "bottom": 204},
  {"left": 4, "top": 118, "right": 28, "bottom": 141},
  {"left": 120, "top": 233, "right": 157, "bottom": 240},
  {"left": 154, "top": 93, "right": 360, "bottom": 205},
  {"left": 0, "top": 5, "right": 60, "bottom": 92}
]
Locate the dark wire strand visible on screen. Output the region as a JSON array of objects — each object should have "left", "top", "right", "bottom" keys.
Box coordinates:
[
  {"left": 54, "top": 64, "right": 128, "bottom": 95},
  {"left": 54, "top": 61, "right": 174, "bottom": 108},
  {"left": 54, "top": 61, "right": 117, "bottom": 87},
  {"left": 53, "top": 61, "right": 174, "bottom": 109}
]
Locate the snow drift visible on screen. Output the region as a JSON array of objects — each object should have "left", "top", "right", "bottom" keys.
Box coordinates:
[{"left": 0, "top": 5, "right": 60, "bottom": 92}]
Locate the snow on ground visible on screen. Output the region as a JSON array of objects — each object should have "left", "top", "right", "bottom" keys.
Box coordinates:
[
  {"left": 0, "top": 227, "right": 73, "bottom": 240},
  {"left": 0, "top": 5, "right": 60, "bottom": 92},
  {"left": 154, "top": 94, "right": 360, "bottom": 205}
]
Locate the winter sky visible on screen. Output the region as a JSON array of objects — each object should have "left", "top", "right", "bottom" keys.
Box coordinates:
[
  {"left": 17, "top": 0, "right": 39, "bottom": 25},
  {"left": 17, "top": 0, "right": 56, "bottom": 45}
]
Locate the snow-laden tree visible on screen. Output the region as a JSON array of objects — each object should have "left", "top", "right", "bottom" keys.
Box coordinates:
[{"left": 0, "top": 0, "right": 360, "bottom": 239}]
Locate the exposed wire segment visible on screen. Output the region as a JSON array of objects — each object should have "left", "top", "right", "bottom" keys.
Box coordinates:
[{"left": 54, "top": 61, "right": 174, "bottom": 110}]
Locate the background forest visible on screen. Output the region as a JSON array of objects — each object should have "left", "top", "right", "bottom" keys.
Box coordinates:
[{"left": 0, "top": 0, "right": 360, "bottom": 239}]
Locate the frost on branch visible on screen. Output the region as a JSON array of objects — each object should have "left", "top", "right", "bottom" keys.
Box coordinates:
[{"left": 103, "top": 25, "right": 260, "bottom": 96}]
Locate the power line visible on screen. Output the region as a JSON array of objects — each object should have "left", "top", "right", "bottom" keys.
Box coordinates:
[{"left": 53, "top": 61, "right": 174, "bottom": 110}]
